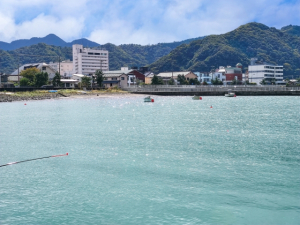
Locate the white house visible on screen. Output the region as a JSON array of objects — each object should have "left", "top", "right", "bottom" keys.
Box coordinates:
[
  {"left": 73, "top": 44, "right": 109, "bottom": 76},
  {"left": 60, "top": 79, "right": 78, "bottom": 88},
  {"left": 194, "top": 72, "right": 212, "bottom": 84},
  {"left": 72, "top": 74, "right": 85, "bottom": 83}
]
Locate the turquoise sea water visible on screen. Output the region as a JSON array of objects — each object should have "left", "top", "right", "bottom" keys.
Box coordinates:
[{"left": 0, "top": 95, "right": 299, "bottom": 224}]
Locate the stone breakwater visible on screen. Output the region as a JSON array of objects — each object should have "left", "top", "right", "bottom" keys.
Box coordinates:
[
  {"left": 0, "top": 91, "right": 131, "bottom": 102},
  {"left": 0, "top": 93, "right": 60, "bottom": 102}
]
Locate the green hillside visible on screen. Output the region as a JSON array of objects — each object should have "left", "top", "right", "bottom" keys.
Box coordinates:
[
  {"left": 0, "top": 43, "right": 72, "bottom": 75},
  {"left": 0, "top": 37, "right": 204, "bottom": 75},
  {"left": 281, "top": 25, "right": 300, "bottom": 37},
  {"left": 149, "top": 23, "right": 300, "bottom": 77}
]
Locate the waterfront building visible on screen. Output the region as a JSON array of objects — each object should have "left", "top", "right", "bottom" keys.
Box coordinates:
[
  {"left": 210, "top": 70, "right": 226, "bottom": 83},
  {"left": 102, "top": 71, "right": 128, "bottom": 88},
  {"left": 48, "top": 60, "right": 73, "bottom": 77},
  {"left": 60, "top": 79, "right": 78, "bottom": 88},
  {"left": 194, "top": 72, "right": 212, "bottom": 84},
  {"left": 102, "top": 67, "right": 145, "bottom": 87},
  {"left": 72, "top": 44, "right": 109, "bottom": 76},
  {"left": 156, "top": 71, "right": 197, "bottom": 85},
  {"left": 216, "top": 64, "right": 243, "bottom": 84},
  {"left": 144, "top": 71, "right": 155, "bottom": 84},
  {"left": 10, "top": 63, "right": 57, "bottom": 81},
  {"left": 248, "top": 58, "right": 284, "bottom": 85}
]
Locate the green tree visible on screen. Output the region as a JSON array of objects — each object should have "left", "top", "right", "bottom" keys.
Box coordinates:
[
  {"left": 35, "top": 72, "right": 48, "bottom": 87},
  {"left": 283, "top": 63, "right": 293, "bottom": 78},
  {"left": 260, "top": 78, "right": 266, "bottom": 85},
  {"left": 20, "top": 67, "right": 40, "bottom": 86},
  {"left": 52, "top": 72, "right": 61, "bottom": 87},
  {"left": 177, "top": 75, "right": 188, "bottom": 85},
  {"left": 168, "top": 78, "right": 175, "bottom": 85},
  {"left": 211, "top": 77, "right": 223, "bottom": 85},
  {"left": 95, "top": 70, "right": 104, "bottom": 87},
  {"left": 189, "top": 78, "right": 200, "bottom": 85},
  {"left": 82, "top": 76, "right": 91, "bottom": 87},
  {"left": 151, "top": 75, "right": 163, "bottom": 85},
  {"left": 20, "top": 77, "right": 30, "bottom": 86}
]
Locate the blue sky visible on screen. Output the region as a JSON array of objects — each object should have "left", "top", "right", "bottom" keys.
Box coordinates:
[{"left": 0, "top": 0, "right": 299, "bottom": 45}]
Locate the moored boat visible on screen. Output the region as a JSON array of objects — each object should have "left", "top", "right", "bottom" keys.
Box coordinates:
[
  {"left": 192, "top": 95, "right": 202, "bottom": 100},
  {"left": 144, "top": 96, "right": 154, "bottom": 102},
  {"left": 225, "top": 90, "right": 236, "bottom": 97}
]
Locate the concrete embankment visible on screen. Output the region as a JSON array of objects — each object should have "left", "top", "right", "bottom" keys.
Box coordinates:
[
  {"left": 133, "top": 91, "right": 300, "bottom": 96},
  {"left": 124, "top": 85, "right": 300, "bottom": 96}
]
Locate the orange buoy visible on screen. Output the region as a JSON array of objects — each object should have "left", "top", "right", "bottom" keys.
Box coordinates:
[
  {"left": 210, "top": 105, "right": 213, "bottom": 108},
  {"left": 151, "top": 99, "right": 154, "bottom": 102},
  {"left": 24, "top": 103, "right": 27, "bottom": 105},
  {"left": 200, "top": 97, "right": 202, "bottom": 100}
]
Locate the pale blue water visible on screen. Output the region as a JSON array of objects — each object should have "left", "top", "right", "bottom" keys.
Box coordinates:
[{"left": 0, "top": 95, "right": 299, "bottom": 224}]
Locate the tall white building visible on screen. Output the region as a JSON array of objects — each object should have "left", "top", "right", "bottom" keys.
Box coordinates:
[
  {"left": 72, "top": 44, "right": 109, "bottom": 76},
  {"left": 248, "top": 59, "right": 284, "bottom": 85}
]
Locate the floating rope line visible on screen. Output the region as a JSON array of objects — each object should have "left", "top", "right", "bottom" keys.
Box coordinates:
[{"left": 0, "top": 153, "right": 68, "bottom": 168}]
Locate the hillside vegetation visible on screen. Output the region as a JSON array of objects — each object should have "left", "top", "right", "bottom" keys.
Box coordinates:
[
  {"left": 0, "top": 37, "right": 204, "bottom": 75},
  {"left": 149, "top": 23, "right": 300, "bottom": 76}
]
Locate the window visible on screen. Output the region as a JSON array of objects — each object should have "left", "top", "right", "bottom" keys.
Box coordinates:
[
  {"left": 42, "top": 67, "right": 46, "bottom": 71},
  {"left": 121, "top": 77, "right": 124, "bottom": 80}
]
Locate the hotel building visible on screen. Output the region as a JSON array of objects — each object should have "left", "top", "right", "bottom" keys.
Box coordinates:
[{"left": 72, "top": 44, "right": 109, "bottom": 76}]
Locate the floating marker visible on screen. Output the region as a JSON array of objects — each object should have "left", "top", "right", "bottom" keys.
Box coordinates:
[
  {"left": 0, "top": 153, "right": 69, "bottom": 168},
  {"left": 210, "top": 105, "right": 213, "bottom": 108},
  {"left": 200, "top": 97, "right": 202, "bottom": 100},
  {"left": 24, "top": 103, "right": 27, "bottom": 105}
]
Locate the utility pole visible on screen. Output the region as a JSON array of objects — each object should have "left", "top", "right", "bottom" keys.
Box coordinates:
[
  {"left": 58, "top": 56, "right": 61, "bottom": 75},
  {"left": 18, "top": 54, "right": 20, "bottom": 85}
]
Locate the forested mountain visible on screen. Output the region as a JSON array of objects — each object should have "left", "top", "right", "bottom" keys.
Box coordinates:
[
  {"left": 281, "top": 25, "right": 300, "bottom": 37},
  {"left": 0, "top": 44, "right": 72, "bottom": 74},
  {"left": 0, "top": 34, "right": 100, "bottom": 51},
  {"left": 0, "top": 37, "right": 204, "bottom": 74},
  {"left": 149, "top": 23, "right": 300, "bottom": 76}
]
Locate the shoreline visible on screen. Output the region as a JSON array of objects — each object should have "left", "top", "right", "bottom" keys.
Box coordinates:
[{"left": 0, "top": 90, "right": 147, "bottom": 103}]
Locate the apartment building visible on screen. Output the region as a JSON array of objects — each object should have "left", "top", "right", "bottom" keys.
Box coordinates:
[
  {"left": 248, "top": 58, "right": 284, "bottom": 85},
  {"left": 72, "top": 44, "right": 109, "bottom": 76}
]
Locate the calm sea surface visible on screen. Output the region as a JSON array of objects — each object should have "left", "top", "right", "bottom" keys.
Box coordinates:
[{"left": 0, "top": 95, "right": 299, "bottom": 224}]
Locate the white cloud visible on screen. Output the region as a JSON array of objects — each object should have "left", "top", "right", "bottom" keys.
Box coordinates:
[{"left": 0, "top": 0, "right": 299, "bottom": 45}]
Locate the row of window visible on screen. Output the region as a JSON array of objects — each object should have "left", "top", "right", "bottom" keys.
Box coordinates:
[
  {"left": 249, "top": 70, "right": 283, "bottom": 73},
  {"left": 264, "top": 66, "right": 283, "bottom": 69},
  {"left": 87, "top": 52, "right": 107, "bottom": 55}
]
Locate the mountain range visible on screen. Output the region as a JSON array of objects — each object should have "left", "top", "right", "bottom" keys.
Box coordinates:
[
  {"left": 0, "top": 34, "right": 100, "bottom": 51},
  {"left": 0, "top": 23, "right": 299, "bottom": 77}
]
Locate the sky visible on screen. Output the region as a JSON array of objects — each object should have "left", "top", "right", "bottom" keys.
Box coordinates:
[{"left": 0, "top": 0, "right": 299, "bottom": 45}]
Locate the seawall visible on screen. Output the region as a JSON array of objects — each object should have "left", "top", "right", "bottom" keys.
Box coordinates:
[{"left": 124, "top": 85, "right": 300, "bottom": 96}]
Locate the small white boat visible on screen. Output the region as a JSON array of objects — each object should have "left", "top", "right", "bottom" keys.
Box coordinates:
[
  {"left": 144, "top": 96, "right": 154, "bottom": 102},
  {"left": 225, "top": 90, "right": 236, "bottom": 97}
]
